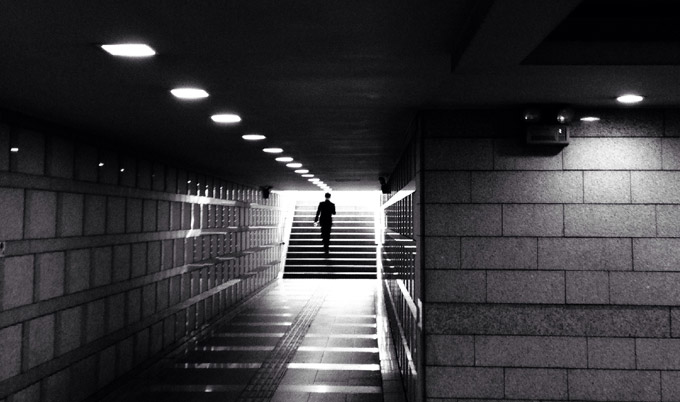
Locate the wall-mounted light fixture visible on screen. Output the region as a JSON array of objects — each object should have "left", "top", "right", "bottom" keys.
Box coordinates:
[
  {"left": 260, "top": 185, "right": 273, "bottom": 199},
  {"left": 522, "top": 105, "right": 571, "bottom": 146},
  {"left": 379, "top": 176, "right": 391, "bottom": 194}
]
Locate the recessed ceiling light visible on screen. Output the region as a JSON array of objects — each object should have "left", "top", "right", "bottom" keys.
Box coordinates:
[
  {"left": 98, "top": 162, "right": 105, "bottom": 167},
  {"left": 302, "top": 174, "right": 314, "bottom": 178},
  {"left": 10, "top": 147, "right": 19, "bottom": 153},
  {"left": 295, "top": 169, "right": 309, "bottom": 174},
  {"left": 242, "top": 134, "right": 266, "bottom": 141},
  {"left": 101, "top": 43, "right": 155, "bottom": 57},
  {"left": 275, "top": 157, "right": 294, "bottom": 162},
  {"left": 120, "top": 168, "right": 125, "bottom": 172},
  {"left": 263, "top": 148, "right": 283, "bottom": 153},
  {"left": 617, "top": 94, "right": 644, "bottom": 104},
  {"left": 286, "top": 163, "right": 303, "bottom": 168},
  {"left": 308, "top": 178, "right": 320, "bottom": 182},
  {"left": 171, "top": 88, "right": 209, "bottom": 99},
  {"left": 580, "top": 116, "right": 600, "bottom": 122},
  {"left": 211, "top": 114, "right": 242, "bottom": 123}
]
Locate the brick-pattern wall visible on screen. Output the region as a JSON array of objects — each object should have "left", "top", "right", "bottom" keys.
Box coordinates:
[
  {"left": 422, "top": 109, "right": 680, "bottom": 401},
  {"left": 0, "top": 117, "right": 284, "bottom": 402}
]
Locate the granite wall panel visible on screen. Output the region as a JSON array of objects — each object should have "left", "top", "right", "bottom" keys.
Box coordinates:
[
  {"left": 421, "top": 109, "right": 680, "bottom": 401},
  {"left": 471, "top": 171, "right": 582, "bottom": 203},
  {"left": 461, "top": 237, "right": 537, "bottom": 270},
  {"left": 563, "top": 138, "right": 661, "bottom": 170}
]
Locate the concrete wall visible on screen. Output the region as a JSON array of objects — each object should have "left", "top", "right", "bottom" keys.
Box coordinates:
[
  {"left": 422, "top": 109, "right": 680, "bottom": 401},
  {"left": 0, "top": 115, "right": 284, "bottom": 402}
]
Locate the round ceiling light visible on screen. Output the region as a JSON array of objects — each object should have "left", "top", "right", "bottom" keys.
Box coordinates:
[
  {"left": 616, "top": 94, "right": 644, "bottom": 104},
  {"left": 295, "top": 169, "right": 309, "bottom": 174},
  {"left": 275, "top": 157, "right": 294, "bottom": 162},
  {"left": 286, "top": 163, "right": 303, "bottom": 168},
  {"left": 242, "top": 134, "right": 266, "bottom": 141},
  {"left": 171, "top": 88, "right": 209, "bottom": 99},
  {"left": 101, "top": 43, "right": 155, "bottom": 57},
  {"left": 211, "top": 114, "right": 242, "bottom": 123},
  {"left": 263, "top": 148, "right": 283, "bottom": 153},
  {"left": 301, "top": 174, "right": 314, "bottom": 178}
]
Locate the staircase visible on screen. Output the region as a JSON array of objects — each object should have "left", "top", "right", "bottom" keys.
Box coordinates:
[{"left": 283, "top": 201, "right": 377, "bottom": 279}]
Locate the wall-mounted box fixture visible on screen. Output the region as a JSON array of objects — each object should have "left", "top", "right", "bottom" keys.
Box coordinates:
[
  {"left": 523, "top": 105, "right": 572, "bottom": 146},
  {"left": 526, "top": 124, "right": 569, "bottom": 145}
]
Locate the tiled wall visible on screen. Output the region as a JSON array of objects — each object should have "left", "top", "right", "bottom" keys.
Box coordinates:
[
  {"left": 381, "top": 133, "right": 422, "bottom": 401},
  {"left": 0, "top": 115, "right": 284, "bottom": 402},
  {"left": 421, "top": 109, "right": 680, "bottom": 401}
]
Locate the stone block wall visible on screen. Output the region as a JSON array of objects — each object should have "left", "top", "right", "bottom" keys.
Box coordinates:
[
  {"left": 0, "top": 115, "right": 284, "bottom": 402},
  {"left": 421, "top": 109, "right": 680, "bottom": 401}
]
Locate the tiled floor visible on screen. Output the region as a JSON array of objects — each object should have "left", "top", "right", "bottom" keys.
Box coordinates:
[{"left": 108, "top": 279, "right": 405, "bottom": 402}]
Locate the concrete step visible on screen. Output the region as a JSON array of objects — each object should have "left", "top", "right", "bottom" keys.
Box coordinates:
[
  {"left": 288, "top": 239, "right": 375, "bottom": 246},
  {"left": 285, "top": 258, "right": 376, "bottom": 266},
  {"left": 293, "top": 221, "right": 373, "bottom": 228},
  {"left": 284, "top": 265, "right": 377, "bottom": 272},
  {"left": 286, "top": 251, "right": 376, "bottom": 259},
  {"left": 290, "top": 229, "right": 375, "bottom": 240},
  {"left": 295, "top": 207, "right": 374, "bottom": 214},
  {"left": 283, "top": 272, "right": 377, "bottom": 279},
  {"left": 292, "top": 224, "right": 373, "bottom": 229},
  {"left": 291, "top": 228, "right": 374, "bottom": 235},
  {"left": 287, "top": 245, "right": 375, "bottom": 253},
  {"left": 294, "top": 214, "right": 374, "bottom": 220}
]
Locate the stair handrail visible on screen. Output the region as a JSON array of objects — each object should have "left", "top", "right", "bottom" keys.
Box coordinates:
[{"left": 277, "top": 195, "right": 297, "bottom": 277}]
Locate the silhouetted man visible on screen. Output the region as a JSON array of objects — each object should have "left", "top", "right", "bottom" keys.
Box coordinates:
[{"left": 314, "top": 192, "right": 336, "bottom": 253}]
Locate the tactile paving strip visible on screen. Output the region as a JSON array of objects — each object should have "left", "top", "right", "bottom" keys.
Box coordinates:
[{"left": 235, "top": 289, "right": 327, "bottom": 402}]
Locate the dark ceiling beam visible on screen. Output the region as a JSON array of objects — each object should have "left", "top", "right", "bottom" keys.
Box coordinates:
[
  {"left": 450, "top": 0, "right": 495, "bottom": 72},
  {"left": 452, "top": 0, "right": 584, "bottom": 71},
  {"left": 525, "top": 41, "right": 680, "bottom": 65}
]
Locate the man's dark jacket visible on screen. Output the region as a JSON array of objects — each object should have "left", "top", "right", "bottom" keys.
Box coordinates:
[{"left": 315, "top": 200, "right": 336, "bottom": 226}]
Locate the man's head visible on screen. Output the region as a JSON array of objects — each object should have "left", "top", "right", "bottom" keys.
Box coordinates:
[{"left": 325, "top": 192, "right": 331, "bottom": 199}]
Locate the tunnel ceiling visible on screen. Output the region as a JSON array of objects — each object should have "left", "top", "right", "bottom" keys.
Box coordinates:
[{"left": 2, "top": 0, "right": 680, "bottom": 191}]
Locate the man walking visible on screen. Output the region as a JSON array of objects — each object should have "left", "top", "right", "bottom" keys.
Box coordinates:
[{"left": 314, "top": 193, "right": 336, "bottom": 253}]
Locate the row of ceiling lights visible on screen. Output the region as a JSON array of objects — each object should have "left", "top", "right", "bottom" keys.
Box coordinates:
[
  {"left": 24, "top": 43, "right": 649, "bottom": 174},
  {"left": 533, "top": 93, "right": 646, "bottom": 125},
  {"left": 9, "top": 92, "right": 645, "bottom": 156},
  {"left": 578, "top": 94, "right": 645, "bottom": 122},
  {"left": 100, "top": 43, "right": 331, "bottom": 192}
]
